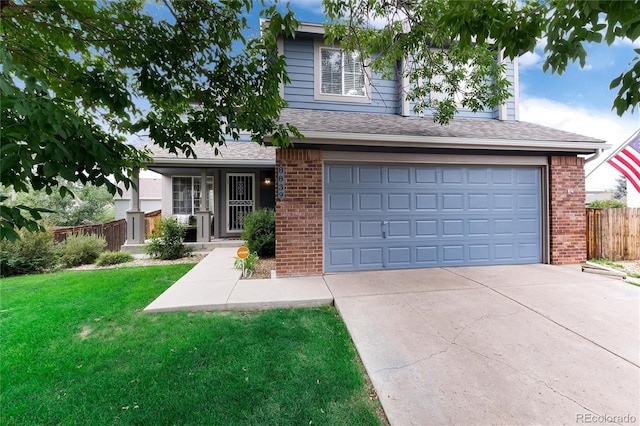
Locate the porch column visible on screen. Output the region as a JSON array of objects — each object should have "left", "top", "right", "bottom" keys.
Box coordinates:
[
  {"left": 196, "top": 169, "right": 211, "bottom": 243},
  {"left": 126, "top": 168, "right": 145, "bottom": 244}
]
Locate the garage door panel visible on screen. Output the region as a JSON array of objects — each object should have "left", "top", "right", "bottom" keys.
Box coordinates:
[
  {"left": 359, "top": 166, "right": 383, "bottom": 183},
  {"left": 416, "top": 193, "right": 437, "bottom": 210},
  {"left": 359, "top": 221, "right": 382, "bottom": 238},
  {"left": 416, "top": 220, "right": 438, "bottom": 237},
  {"left": 388, "top": 193, "right": 410, "bottom": 210},
  {"left": 328, "top": 193, "right": 353, "bottom": 211},
  {"left": 518, "top": 168, "right": 539, "bottom": 184},
  {"left": 328, "top": 165, "right": 354, "bottom": 183},
  {"left": 469, "top": 244, "right": 490, "bottom": 261},
  {"left": 517, "top": 194, "right": 539, "bottom": 210},
  {"left": 442, "top": 168, "right": 463, "bottom": 184},
  {"left": 360, "top": 248, "right": 383, "bottom": 266},
  {"left": 329, "top": 248, "right": 354, "bottom": 266},
  {"left": 442, "top": 194, "right": 464, "bottom": 210},
  {"left": 388, "top": 247, "right": 411, "bottom": 265},
  {"left": 387, "top": 220, "right": 411, "bottom": 237},
  {"left": 469, "top": 219, "right": 490, "bottom": 236},
  {"left": 328, "top": 221, "right": 353, "bottom": 239},
  {"left": 324, "top": 164, "right": 541, "bottom": 272},
  {"left": 415, "top": 168, "right": 437, "bottom": 183},
  {"left": 468, "top": 194, "right": 490, "bottom": 210},
  {"left": 359, "top": 193, "right": 383, "bottom": 210},
  {"left": 388, "top": 167, "right": 410, "bottom": 183}
]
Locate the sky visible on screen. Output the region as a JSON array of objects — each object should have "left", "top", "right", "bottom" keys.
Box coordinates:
[{"left": 273, "top": 0, "right": 640, "bottom": 191}]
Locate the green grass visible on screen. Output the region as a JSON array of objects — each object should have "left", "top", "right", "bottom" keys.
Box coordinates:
[
  {"left": 589, "top": 257, "right": 640, "bottom": 281},
  {"left": 1, "top": 266, "right": 383, "bottom": 425}
]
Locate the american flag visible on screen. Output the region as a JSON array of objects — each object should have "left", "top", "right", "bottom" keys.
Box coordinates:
[{"left": 608, "top": 130, "right": 640, "bottom": 193}]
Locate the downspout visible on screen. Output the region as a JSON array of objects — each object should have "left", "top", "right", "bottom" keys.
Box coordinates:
[{"left": 584, "top": 148, "right": 603, "bottom": 164}]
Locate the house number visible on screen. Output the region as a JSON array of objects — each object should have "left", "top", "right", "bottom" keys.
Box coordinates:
[{"left": 277, "top": 166, "right": 285, "bottom": 200}]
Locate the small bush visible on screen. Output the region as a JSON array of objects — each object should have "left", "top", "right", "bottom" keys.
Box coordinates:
[
  {"left": 241, "top": 208, "right": 275, "bottom": 257},
  {"left": 234, "top": 252, "right": 260, "bottom": 278},
  {"left": 0, "top": 229, "right": 56, "bottom": 277},
  {"left": 146, "top": 217, "right": 192, "bottom": 260},
  {"left": 96, "top": 251, "right": 134, "bottom": 267},
  {"left": 587, "top": 199, "right": 624, "bottom": 208},
  {"left": 58, "top": 234, "right": 107, "bottom": 268}
]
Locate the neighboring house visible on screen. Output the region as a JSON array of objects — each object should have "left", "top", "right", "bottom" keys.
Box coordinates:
[
  {"left": 114, "top": 176, "right": 163, "bottom": 220},
  {"left": 585, "top": 191, "right": 615, "bottom": 205},
  {"left": 138, "top": 21, "right": 606, "bottom": 276}
]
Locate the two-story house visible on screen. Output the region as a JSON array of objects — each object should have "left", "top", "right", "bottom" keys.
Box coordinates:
[{"left": 138, "top": 21, "right": 606, "bottom": 277}]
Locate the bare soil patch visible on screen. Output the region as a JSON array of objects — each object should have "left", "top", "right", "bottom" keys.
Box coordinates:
[{"left": 245, "top": 257, "right": 275, "bottom": 280}]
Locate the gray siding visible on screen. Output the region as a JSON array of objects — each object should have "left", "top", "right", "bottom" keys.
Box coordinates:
[{"left": 283, "top": 37, "right": 400, "bottom": 114}]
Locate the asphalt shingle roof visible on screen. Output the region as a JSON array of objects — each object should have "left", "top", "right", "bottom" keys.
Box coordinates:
[
  {"left": 278, "top": 108, "right": 603, "bottom": 143},
  {"left": 143, "top": 108, "right": 605, "bottom": 164},
  {"left": 145, "top": 139, "right": 275, "bottom": 161}
]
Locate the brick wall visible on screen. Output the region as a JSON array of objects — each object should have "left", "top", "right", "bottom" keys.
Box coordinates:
[
  {"left": 549, "top": 155, "right": 586, "bottom": 264},
  {"left": 275, "top": 148, "right": 323, "bottom": 277}
]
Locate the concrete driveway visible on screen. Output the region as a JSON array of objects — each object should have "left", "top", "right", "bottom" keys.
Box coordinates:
[{"left": 324, "top": 264, "right": 640, "bottom": 425}]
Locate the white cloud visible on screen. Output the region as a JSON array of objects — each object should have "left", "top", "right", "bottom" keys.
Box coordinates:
[
  {"left": 518, "top": 51, "right": 543, "bottom": 69},
  {"left": 613, "top": 37, "right": 640, "bottom": 48},
  {"left": 518, "top": 38, "right": 547, "bottom": 71},
  {"left": 519, "top": 96, "right": 640, "bottom": 191}
]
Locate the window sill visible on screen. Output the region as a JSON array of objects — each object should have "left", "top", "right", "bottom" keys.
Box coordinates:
[{"left": 313, "top": 93, "right": 371, "bottom": 104}]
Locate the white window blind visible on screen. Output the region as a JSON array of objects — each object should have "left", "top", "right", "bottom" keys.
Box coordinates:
[{"left": 320, "top": 47, "right": 365, "bottom": 97}]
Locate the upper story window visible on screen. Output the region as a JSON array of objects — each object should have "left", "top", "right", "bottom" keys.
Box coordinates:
[
  {"left": 314, "top": 40, "right": 371, "bottom": 103},
  {"left": 320, "top": 47, "right": 366, "bottom": 97}
]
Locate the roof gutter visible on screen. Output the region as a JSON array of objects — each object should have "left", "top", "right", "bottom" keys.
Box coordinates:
[
  {"left": 584, "top": 148, "right": 604, "bottom": 164},
  {"left": 266, "top": 131, "right": 609, "bottom": 154},
  {"left": 147, "top": 158, "right": 275, "bottom": 167}
]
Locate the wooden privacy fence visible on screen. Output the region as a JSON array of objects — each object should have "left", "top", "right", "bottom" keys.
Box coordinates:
[
  {"left": 144, "top": 210, "right": 162, "bottom": 238},
  {"left": 53, "top": 219, "right": 126, "bottom": 252},
  {"left": 586, "top": 208, "right": 640, "bottom": 261},
  {"left": 52, "top": 210, "right": 163, "bottom": 251}
]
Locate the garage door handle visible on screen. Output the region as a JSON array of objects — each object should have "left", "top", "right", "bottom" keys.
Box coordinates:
[{"left": 382, "top": 221, "right": 388, "bottom": 239}]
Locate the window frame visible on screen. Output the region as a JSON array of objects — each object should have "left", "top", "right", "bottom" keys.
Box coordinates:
[
  {"left": 313, "top": 39, "right": 371, "bottom": 104},
  {"left": 171, "top": 176, "right": 214, "bottom": 216}
]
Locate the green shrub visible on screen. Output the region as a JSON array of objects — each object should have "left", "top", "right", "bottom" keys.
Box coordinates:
[
  {"left": 587, "top": 199, "right": 624, "bottom": 208},
  {"left": 241, "top": 208, "right": 275, "bottom": 257},
  {"left": 234, "top": 252, "right": 260, "bottom": 278},
  {"left": 0, "top": 229, "right": 56, "bottom": 277},
  {"left": 146, "top": 217, "right": 192, "bottom": 260},
  {"left": 58, "top": 234, "right": 107, "bottom": 268},
  {"left": 95, "top": 251, "right": 134, "bottom": 267}
]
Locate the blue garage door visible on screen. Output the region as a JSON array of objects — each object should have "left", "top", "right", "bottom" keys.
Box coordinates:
[{"left": 324, "top": 164, "right": 541, "bottom": 272}]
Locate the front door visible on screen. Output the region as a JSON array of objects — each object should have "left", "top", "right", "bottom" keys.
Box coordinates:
[{"left": 227, "top": 173, "right": 255, "bottom": 233}]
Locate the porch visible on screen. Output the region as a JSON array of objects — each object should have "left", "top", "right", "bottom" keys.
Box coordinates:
[{"left": 123, "top": 141, "right": 276, "bottom": 247}]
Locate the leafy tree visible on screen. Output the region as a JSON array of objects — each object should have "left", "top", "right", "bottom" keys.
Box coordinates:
[
  {"left": 587, "top": 199, "right": 625, "bottom": 209},
  {"left": 612, "top": 175, "right": 627, "bottom": 201},
  {"left": 1, "top": 183, "right": 114, "bottom": 226},
  {"left": 323, "top": 0, "right": 640, "bottom": 124},
  {"left": 1, "top": 0, "right": 299, "bottom": 240}
]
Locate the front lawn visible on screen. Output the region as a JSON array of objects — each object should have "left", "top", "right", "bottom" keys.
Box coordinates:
[{"left": 0, "top": 266, "right": 383, "bottom": 425}]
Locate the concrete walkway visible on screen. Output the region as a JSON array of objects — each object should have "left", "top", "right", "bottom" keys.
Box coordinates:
[{"left": 143, "top": 247, "right": 332, "bottom": 313}]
